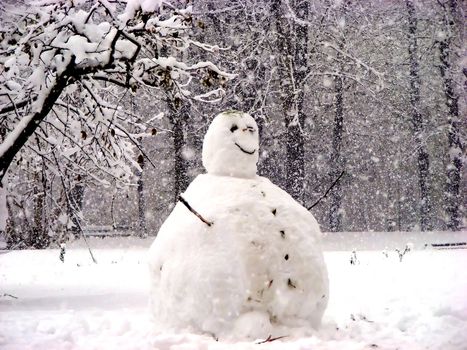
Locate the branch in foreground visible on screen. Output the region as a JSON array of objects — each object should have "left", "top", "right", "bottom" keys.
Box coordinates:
[
  {"left": 256, "top": 335, "right": 288, "bottom": 344},
  {"left": 2, "top": 293, "right": 18, "bottom": 299},
  {"left": 178, "top": 195, "right": 213, "bottom": 227},
  {"left": 307, "top": 170, "right": 345, "bottom": 210},
  {"left": 0, "top": 96, "right": 36, "bottom": 115}
]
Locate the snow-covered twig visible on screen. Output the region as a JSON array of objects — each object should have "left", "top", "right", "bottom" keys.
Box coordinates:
[{"left": 193, "top": 88, "right": 226, "bottom": 103}]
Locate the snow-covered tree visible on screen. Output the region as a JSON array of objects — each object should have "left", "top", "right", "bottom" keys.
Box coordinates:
[
  {"left": 3, "top": 0, "right": 463, "bottom": 238},
  {"left": 0, "top": 0, "right": 233, "bottom": 245}
]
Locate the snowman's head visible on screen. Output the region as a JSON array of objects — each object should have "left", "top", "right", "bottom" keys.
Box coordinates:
[{"left": 202, "top": 111, "right": 259, "bottom": 178}]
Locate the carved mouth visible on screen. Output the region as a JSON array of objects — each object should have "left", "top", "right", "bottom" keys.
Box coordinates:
[{"left": 235, "top": 143, "right": 256, "bottom": 155}]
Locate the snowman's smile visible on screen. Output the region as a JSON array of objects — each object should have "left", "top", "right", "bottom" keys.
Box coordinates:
[{"left": 235, "top": 142, "right": 256, "bottom": 155}]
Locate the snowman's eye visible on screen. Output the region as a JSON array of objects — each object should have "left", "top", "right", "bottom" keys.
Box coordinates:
[{"left": 230, "top": 124, "right": 238, "bottom": 133}]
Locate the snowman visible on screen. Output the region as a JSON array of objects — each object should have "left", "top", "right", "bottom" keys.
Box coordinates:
[{"left": 148, "top": 111, "right": 328, "bottom": 340}]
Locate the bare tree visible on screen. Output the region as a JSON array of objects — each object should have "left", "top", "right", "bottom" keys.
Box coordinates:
[
  {"left": 272, "top": 0, "right": 308, "bottom": 202},
  {"left": 437, "top": 0, "right": 464, "bottom": 231},
  {"left": 406, "top": 0, "right": 433, "bottom": 231},
  {"left": 328, "top": 1, "right": 349, "bottom": 232}
]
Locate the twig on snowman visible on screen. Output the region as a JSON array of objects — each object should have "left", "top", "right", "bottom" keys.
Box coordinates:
[{"left": 179, "top": 195, "right": 213, "bottom": 227}]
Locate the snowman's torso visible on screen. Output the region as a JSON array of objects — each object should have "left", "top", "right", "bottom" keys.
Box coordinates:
[{"left": 149, "top": 174, "right": 328, "bottom": 339}]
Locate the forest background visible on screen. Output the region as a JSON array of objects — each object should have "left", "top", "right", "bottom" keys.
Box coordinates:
[{"left": 0, "top": 0, "right": 465, "bottom": 249}]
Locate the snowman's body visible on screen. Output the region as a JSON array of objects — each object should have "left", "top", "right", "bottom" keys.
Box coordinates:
[{"left": 148, "top": 111, "right": 328, "bottom": 340}]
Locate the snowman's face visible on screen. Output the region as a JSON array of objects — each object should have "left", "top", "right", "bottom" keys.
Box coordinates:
[{"left": 202, "top": 111, "right": 259, "bottom": 178}]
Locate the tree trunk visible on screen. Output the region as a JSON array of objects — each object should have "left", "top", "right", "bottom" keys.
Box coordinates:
[
  {"left": 0, "top": 185, "right": 7, "bottom": 233},
  {"left": 170, "top": 100, "right": 189, "bottom": 203},
  {"left": 69, "top": 182, "right": 85, "bottom": 238},
  {"left": 329, "top": 53, "right": 345, "bottom": 232},
  {"left": 287, "top": 0, "right": 308, "bottom": 203},
  {"left": 137, "top": 155, "right": 147, "bottom": 237},
  {"left": 31, "top": 170, "right": 49, "bottom": 248},
  {"left": 0, "top": 120, "right": 6, "bottom": 233},
  {"left": 273, "top": 0, "right": 306, "bottom": 202},
  {"left": 406, "top": 0, "right": 432, "bottom": 231},
  {"left": 4, "top": 195, "right": 24, "bottom": 249},
  {"left": 329, "top": 1, "right": 348, "bottom": 232},
  {"left": 438, "top": 0, "right": 463, "bottom": 231},
  {"left": 131, "top": 92, "right": 147, "bottom": 238},
  {"left": 0, "top": 66, "right": 71, "bottom": 184}
]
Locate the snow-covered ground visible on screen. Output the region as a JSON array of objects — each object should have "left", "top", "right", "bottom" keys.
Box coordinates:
[{"left": 1, "top": 232, "right": 466, "bottom": 350}]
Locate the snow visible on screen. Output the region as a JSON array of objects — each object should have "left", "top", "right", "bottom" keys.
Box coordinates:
[
  {"left": 148, "top": 174, "right": 329, "bottom": 340},
  {"left": 62, "top": 35, "right": 99, "bottom": 64},
  {"left": 1, "top": 233, "right": 466, "bottom": 349},
  {"left": 202, "top": 111, "right": 259, "bottom": 178},
  {"left": 120, "top": 0, "right": 162, "bottom": 23}
]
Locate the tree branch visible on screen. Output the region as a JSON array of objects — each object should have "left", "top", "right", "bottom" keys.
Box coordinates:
[
  {"left": 88, "top": 75, "right": 129, "bottom": 88},
  {"left": 307, "top": 170, "right": 345, "bottom": 210},
  {"left": 0, "top": 61, "right": 73, "bottom": 184},
  {"left": 0, "top": 96, "right": 36, "bottom": 115}
]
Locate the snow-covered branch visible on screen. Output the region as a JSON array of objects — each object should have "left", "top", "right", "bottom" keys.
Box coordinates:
[{"left": 0, "top": 0, "right": 234, "bottom": 185}]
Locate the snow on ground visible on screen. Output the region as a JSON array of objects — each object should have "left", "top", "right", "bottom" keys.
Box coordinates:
[{"left": 1, "top": 232, "right": 466, "bottom": 350}]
